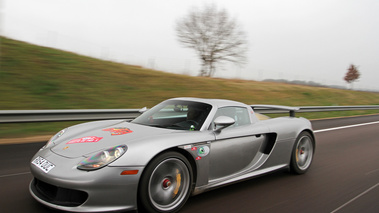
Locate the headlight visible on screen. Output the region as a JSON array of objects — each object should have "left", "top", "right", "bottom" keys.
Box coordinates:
[
  {"left": 77, "top": 145, "right": 127, "bottom": 171},
  {"left": 44, "top": 128, "right": 67, "bottom": 148}
]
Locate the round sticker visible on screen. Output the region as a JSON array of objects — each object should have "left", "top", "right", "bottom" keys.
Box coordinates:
[{"left": 198, "top": 146, "right": 210, "bottom": 157}]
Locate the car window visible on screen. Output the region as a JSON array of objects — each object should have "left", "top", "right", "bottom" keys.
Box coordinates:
[
  {"left": 212, "top": 107, "right": 251, "bottom": 128},
  {"left": 152, "top": 104, "right": 188, "bottom": 119},
  {"left": 132, "top": 100, "right": 212, "bottom": 131}
]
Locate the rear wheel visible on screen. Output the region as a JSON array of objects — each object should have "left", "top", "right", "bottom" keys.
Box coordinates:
[
  {"left": 290, "top": 131, "right": 314, "bottom": 174},
  {"left": 138, "top": 152, "right": 193, "bottom": 213}
]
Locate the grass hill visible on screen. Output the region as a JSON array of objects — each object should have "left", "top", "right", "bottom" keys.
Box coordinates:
[{"left": 1, "top": 36, "right": 379, "bottom": 138}]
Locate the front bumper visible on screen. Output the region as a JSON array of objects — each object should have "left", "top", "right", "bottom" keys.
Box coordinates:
[{"left": 29, "top": 151, "right": 143, "bottom": 212}]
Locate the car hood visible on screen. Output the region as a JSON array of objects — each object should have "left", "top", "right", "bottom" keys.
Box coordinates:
[{"left": 51, "top": 120, "right": 175, "bottom": 158}]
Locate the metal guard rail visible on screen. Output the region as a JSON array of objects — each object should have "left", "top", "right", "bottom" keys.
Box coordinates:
[
  {"left": 0, "top": 109, "right": 142, "bottom": 123},
  {"left": 252, "top": 105, "right": 379, "bottom": 114},
  {"left": 1, "top": 105, "right": 379, "bottom": 123}
]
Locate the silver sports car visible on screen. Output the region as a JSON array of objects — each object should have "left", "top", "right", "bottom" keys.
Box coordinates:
[{"left": 29, "top": 97, "right": 315, "bottom": 212}]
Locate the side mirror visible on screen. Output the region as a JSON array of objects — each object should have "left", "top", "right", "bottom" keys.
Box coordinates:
[
  {"left": 213, "top": 116, "right": 235, "bottom": 132},
  {"left": 139, "top": 107, "right": 148, "bottom": 114}
]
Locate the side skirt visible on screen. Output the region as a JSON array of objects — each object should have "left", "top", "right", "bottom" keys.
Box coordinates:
[{"left": 192, "top": 164, "right": 287, "bottom": 195}]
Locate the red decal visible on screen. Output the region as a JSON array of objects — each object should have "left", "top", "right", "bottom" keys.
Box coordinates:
[
  {"left": 191, "top": 147, "right": 197, "bottom": 151},
  {"left": 196, "top": 156, "right": 202, "bottom": 160},
  {"left": 103, "top": 127, "right": 133, "bottom": 135},
  {"left": 66, "top": 136, "right": 103, "bottom": 144}
]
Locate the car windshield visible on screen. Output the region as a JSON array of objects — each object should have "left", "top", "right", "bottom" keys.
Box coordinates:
[{"left": 131, "top": 100, "right": 212, "bottom": 131}]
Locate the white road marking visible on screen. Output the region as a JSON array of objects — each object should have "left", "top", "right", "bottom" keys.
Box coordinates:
[
  {"left": 0, "top": 171, "right": 31, "bottom": 178},
  {"left": 314, "top": 121, "right": 379, "bottom": 133},
  {"left": 314, "top": 120, "right": 379, "bottom": 212},
  {"left": 330, "top": 183, "right": 379, "bottom": 213},
  {"left": 366, "top": 168, "right": 379, "bottom": 176}
]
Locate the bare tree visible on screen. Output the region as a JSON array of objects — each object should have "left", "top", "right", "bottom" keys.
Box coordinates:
[
  {"left": 176, "top": 4, "right": 248, "bottom": 77},
  {"left": 344, "top": 64, "right": 360, "bottom": 89}
]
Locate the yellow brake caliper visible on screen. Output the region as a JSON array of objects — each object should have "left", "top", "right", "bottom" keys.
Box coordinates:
[
  {"left": 173, "top": 169, "right": 181, "bottom": 198},
  {"left": 296, "top": 148, "right": 299, "bottom": 162}
]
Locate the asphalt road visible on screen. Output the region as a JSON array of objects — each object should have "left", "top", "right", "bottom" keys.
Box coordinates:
[{"left": 0, "top": 114, "right": 378, "bottom": 213}]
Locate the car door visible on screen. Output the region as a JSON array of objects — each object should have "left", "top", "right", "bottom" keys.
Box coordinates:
[{"left": 209, "top": 106, "right": 269, "bottom": 180}]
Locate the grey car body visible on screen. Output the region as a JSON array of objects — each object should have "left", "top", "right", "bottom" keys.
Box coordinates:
[{"left": 29, "top": 97, "right": 315, "bottom": 212}]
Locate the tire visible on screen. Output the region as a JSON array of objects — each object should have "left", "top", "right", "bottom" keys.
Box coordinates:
[
  {"left": 290, "top": 131, "right": 314, "bottom": 174},
  {"left": 138, "top": 152, "right": 193, "bottom": 213}
]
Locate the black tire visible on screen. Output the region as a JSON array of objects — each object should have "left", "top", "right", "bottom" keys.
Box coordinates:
[
  {"left": 290, "top": 131, "right": 315, "bottom": 174},
  {"left": 138, "top": 152, "right": 193, "bottom": 213}
]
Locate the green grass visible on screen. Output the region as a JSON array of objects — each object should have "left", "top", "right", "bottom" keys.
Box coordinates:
[{"left": 1, "top": 36, "right": 379, "bottom": 138}]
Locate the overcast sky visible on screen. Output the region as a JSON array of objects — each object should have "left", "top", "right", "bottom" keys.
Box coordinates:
[{"left": 2, "top": 0, "right": 378, "bottom": 91}]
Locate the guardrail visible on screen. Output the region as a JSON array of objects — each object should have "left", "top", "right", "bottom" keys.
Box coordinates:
[
  {"left": 1, "top": 105, "right": 379, "bottom": 123},
  {"left": 252, "top": 105, "right": 379, "bottom": 114},
  {"left": 0, "top": 109, "right": 142, "bottom": 123}
]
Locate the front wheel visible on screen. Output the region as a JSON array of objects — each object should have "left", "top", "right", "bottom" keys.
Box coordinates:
[
  {"left": 290, "top": 131, "right": 315, "bottom": 174},
  {"left": 138, "top": 152, "right": 193, "bottom": 213}
]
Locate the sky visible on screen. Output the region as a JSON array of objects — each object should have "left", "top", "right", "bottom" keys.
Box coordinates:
[{"left": 1, "top": 0, "right": 379, "bottom": 91}]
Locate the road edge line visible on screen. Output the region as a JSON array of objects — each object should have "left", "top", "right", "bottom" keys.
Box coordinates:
[{"left": 314, "top": 121, "right": 379, "bottom": 133}]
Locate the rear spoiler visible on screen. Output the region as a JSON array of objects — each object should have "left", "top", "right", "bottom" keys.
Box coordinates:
[{"left": 251, "top": 105, "right": 300, "bottom": 117}]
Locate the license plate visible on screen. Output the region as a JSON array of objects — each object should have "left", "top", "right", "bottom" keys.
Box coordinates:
[{"left": 32, "top": 156, "right": 55, "bottom": 173}]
